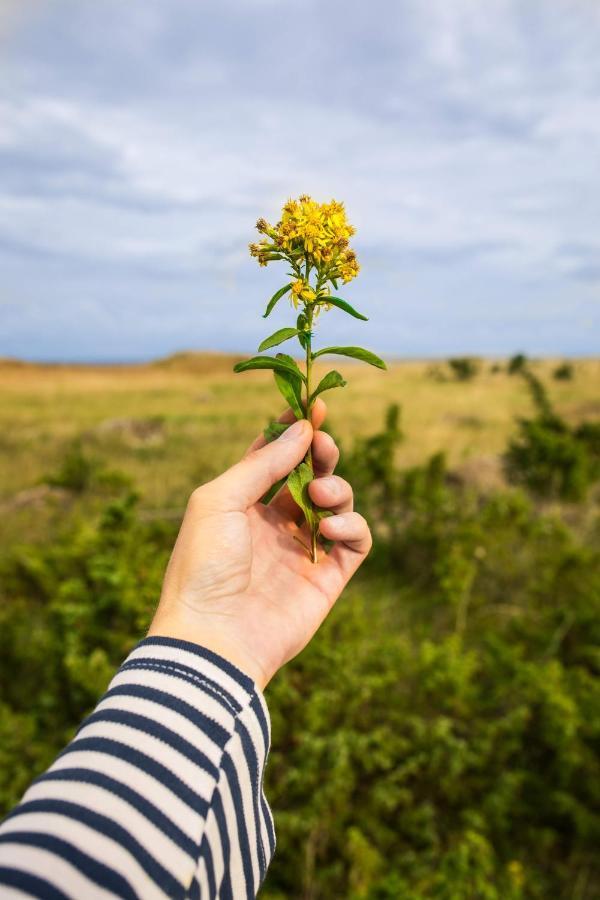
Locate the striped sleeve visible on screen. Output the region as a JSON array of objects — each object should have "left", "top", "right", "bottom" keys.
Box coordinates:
[{"left": 0, "top": 637, "right": 276, "bottom": 899}]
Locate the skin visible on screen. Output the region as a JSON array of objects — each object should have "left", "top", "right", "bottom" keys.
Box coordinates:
[{"left": 148, "top": 399, "right": 372, "bottom": 689}]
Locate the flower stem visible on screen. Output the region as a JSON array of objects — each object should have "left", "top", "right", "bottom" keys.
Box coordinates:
[{"left": 303, "top": 290, "right": 318, "bottom": 563}]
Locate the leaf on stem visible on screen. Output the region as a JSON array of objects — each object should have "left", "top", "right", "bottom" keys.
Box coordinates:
[
  {"left": 263, "top": 421, "right": 291, "bottom": 442},
  {"left": 276, "top": 353, "right": 307, "bottom": 383},
  {"left": 287, "top": 462, "right": 316, "bottom": 527},
  {"left": 309, "top": 370, "right": 347, "bottom": 403},
  {"left": 263, "top": 282, "right": 293, "bottom": 318},
  {"left": 260, "top": 475, "right": 286, "bottom": 505},
  {"left": 273, "top": 371, "right": 304, "bottom": 419},
  {"left": 233, "top": 355, "right": 305, "bottom": 381},
  {"left": 324, "top": 296, "right": 368, "bottom": 321},
  {"left": 258, "top": 327, "right": 299, "bottom": 352},
  {"left": 312, "top": 345, "right": 387, "bottom": 369}
]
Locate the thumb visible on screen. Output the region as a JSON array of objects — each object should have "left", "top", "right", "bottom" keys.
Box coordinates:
[{"left": 205, "top": 419, "right": 313, "bottom": 511}]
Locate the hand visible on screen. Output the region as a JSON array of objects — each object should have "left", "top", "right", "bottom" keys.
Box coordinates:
[{"left": 148, "top": 400, "right": 372, "bottom": 689}]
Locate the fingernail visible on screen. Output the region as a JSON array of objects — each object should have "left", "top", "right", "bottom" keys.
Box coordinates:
[
  {"left": 324, "top": 513, "right": 347, "bottom": 529},
  {"left": 280, "top": 419, "right": 308, "bottom": 441}
]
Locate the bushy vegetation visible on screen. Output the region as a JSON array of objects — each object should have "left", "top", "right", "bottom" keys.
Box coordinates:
[
  {"left": 507, "top": 353, "right": 528, "bottom": 375},
  {"left": 1, "top": 367, "right": 599, "bottom": 898},
  {"left": 448, "top": 357, "right": 481, "bottom": 381},
  {"left": 554, "top": 362, "right": 575, "bottom": 381},
  {"left": 505, "top": 369, "right": 600, "bottom": 501}
]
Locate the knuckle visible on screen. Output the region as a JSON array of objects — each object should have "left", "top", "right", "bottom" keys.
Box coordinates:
[
  {"left": 334, "top": 475, "right": 352, "bottom": 494},
  {"left": 187, "top": 485, "right": 206, "bottom": 512}
]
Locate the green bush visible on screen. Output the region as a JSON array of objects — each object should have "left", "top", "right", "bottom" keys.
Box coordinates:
[
  {"left": 0, "top": 494, "right": 174, "bottom": 809},
  {"left": 44, "top": 441, "right": 132, "bottom": 494},
  {"left": 507, "top": 354, "right": 528, "bottom": 375},
  {"left": 504, "top": 371, "right": 600, "bottom": 501},
  {"left": 1, "top": 410, "right": 599, "bottom": 899},
  {"left": 553, "top": 362, "right": 575, "bottom": 381},
  {"left": 448, "top": 358, "right": 480, "bottom": 381}
]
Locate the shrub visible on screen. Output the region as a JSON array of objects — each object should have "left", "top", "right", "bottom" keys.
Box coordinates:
[
  {"left": 504, "top": 371, "right": 600, "bottom": 501},
  {"left": 264, "top": 410, "right": 600, "bottom": 899},
  {"left": 553, "top": 362, "right": 575, "bottom": 381},
  {"left": 44, "top": 441, "right": 132, "bottom": 494},
  {"left": 448, "top": 357, "right": 480, "bottom": 381},
  {"left": 508, "top": 353, "right": 528, "bottom": 375}
]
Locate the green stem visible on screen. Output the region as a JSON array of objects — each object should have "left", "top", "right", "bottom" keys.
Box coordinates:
[{"left": 302, "top": 260, "right": 318, "bottom": 563}]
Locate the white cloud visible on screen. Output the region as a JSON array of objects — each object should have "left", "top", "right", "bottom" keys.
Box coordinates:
[{"left": 0, "top": 0, "right": 598, "bottom": 358}]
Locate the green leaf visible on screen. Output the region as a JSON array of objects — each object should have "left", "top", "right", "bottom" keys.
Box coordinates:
[
  {"left": 260, "top": 475, "right": 286, "bottom": 505},
  {"left": 263, "top": 282, "right": 293, "bottom": 318},
  {"left": 263, "top": 421, "right": 291, "bottom": 443},
  {"left": 274, "top": 370, "right": 304, "bottom": 419},
  {"left": 233, "top": 355, "right": 304, "bottom": 381},
  {"left": 310, "top": 370, "right": 347, "bottom": 403},
  {"left": 324, "top": 296, "right": 368, "bottom": 321},
  {"left": 286, "top": 462, "right": 315, "bottom": 526},
  {"left": 316, "top": 507, "right": 334, "bottom": 520},
  {"left": 258, "top": 327, "right": 299, "bottom": 352},
  {"left": 276, "top": 353, "right": 306, "bottom": 383},
  {"left": 312, "top": 346, "right": 387, "bottom": 370}
]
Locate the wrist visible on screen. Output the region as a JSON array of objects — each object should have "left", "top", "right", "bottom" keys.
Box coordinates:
[{"left": 147, "top": 607, "right": 270, "bottom": 690}]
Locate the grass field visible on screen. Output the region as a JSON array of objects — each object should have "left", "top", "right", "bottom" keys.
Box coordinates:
[{"left": 1, "top": 353, "right": 598, "bottom": 523}]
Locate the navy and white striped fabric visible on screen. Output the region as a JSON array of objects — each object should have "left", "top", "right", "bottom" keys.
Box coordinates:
[{"left": 0, "top": 637, "right": 276, "bottom": 899}]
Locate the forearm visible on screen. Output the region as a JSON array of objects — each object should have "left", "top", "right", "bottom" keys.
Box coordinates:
[{"left": 0, "top": 637, "right": 275, "bottom": 899}]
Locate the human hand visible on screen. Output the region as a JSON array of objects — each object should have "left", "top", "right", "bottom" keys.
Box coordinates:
[{"left": 148, "top": 400, "right": 372, "bottom": 689}]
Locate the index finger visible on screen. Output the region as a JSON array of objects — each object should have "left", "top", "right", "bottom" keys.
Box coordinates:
[{"left": 244, "top": 398, "right": 328, "bottom": 455}]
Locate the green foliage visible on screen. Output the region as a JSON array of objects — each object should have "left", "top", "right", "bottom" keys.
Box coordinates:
[
  {"left": 273, "top": 370, "right": 304, "bottom": 419},
  {"left": 508, "top": 353, "right": 528, "bottom": 375},
  {"left": 263, "top": 422, "right": 291, "bottom": 443},
  {"left": 286, "top": 463, "right": 317, "bottom": 539},
  {"left": 505, "top": 370, "right": 600, "bottom": 501},
  {"left": 264, "top": 407, "right": 600, "bottom": 899},
  {"left": 448, "top": 357, "right": 481, "bottom": 381},
  {"left": 44, "top": 441, "right": 133, "bottom": 494},
  {"left": 258, "top": 327, "right": 299, "bottom": 352},
  {"left": 312, "top": 346, "right": 387, "bottom": 370},
  {"left": 233, "top": 355, "right": 306, "bottom": 381},
  {"left": 324, "top": 296, "right": 369, "bottom": 321},
  {"left": 263, "top": 282, "right": 293, "bottom": 318},
  {"left": 554, "top": 362, "right": 575, "bottom": 381},
  {"left": 310, "top": 370, "right": 347, "bottom": 403},
  {"left": 0, "top": 492, "right": 174, "bottom": 810},
  {"left": 2, "top": 401, "right": 599, "bottom": 898}
]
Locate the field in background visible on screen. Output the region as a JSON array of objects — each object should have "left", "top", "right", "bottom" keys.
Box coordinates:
[
  {"left": 1, "top": 352, "right": 599, "bottom": 898},
  {"left": 1, "top": 354, "right": 598, "bottom": 552}
]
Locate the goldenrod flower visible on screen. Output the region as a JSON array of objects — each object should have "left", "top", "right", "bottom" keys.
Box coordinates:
[
  {"left": 250, "top": 194, "right": 360, "bottom": 293},
  {"left": 240, "top": 195, "right": 383, "bottom": 563}
]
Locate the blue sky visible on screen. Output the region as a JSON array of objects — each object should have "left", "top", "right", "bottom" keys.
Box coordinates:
[{"left": 0, "top": 0, "right": 598, "bottom": 361}]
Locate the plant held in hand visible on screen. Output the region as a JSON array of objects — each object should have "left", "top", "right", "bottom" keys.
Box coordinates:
[{"left": 234, "top": 194, "right": 386, "bottom": 563}]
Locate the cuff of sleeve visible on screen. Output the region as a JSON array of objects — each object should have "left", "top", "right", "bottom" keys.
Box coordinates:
[{"left": 120, "top": 636, "right": 270, "bottom": 742}]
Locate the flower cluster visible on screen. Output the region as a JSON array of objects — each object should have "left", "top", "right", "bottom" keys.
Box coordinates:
[{"left": 249, "top": 194, "right": 360, "bottom": 288}]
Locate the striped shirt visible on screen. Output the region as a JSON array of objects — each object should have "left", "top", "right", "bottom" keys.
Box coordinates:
[{"left": 0, "top": 637, "right": 276, "bottom": 899}]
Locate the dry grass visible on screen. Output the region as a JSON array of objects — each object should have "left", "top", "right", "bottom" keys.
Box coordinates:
[{"left": 0, "top": 354, "right": 597, "bottom": 549}]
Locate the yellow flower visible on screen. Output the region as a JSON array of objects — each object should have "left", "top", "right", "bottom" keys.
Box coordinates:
[{"left": 250, "top": 194, "right": 360, "bottom": 286}]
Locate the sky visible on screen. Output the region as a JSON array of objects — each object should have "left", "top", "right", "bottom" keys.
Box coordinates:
[{"left": 0, "top": 0, "right": 599, "bottom": 361}]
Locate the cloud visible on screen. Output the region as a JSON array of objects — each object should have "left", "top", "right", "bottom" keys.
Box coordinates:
[{"left": 0, "top": 0, "right": 599, "bottom": 359}]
